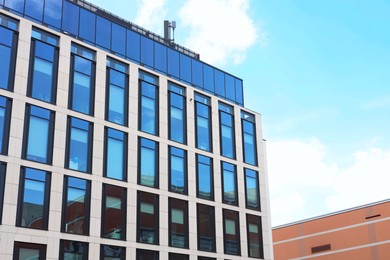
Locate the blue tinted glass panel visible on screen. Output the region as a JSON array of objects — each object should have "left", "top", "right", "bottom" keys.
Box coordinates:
[
  {"left": 79, "top": 9, "right": 95, "bottom": 43},
  {"left": 214, "top": 69, "right": 225, "bottom": 97},
  {"left": 44, "top": 0, "right": 62, "bottom": 29},
  {"left": 0, "top": 97, "right": 10, "bottom": 155},
  {"left": 154, "top": 42, "right": 167, "bottom": 73},
  {"left": 140, "top": 80, "right": 157, "bottom": 135},
  {"left": 225, "top": 75, "right": 235, "bottom": 102},
  {"left": 72, "top": 72, "right": 91, "bottom": 114},
  {"left": 192, "top": 59, "right": 203, "bottom": 89},
  {"left": 0, "top": 45, "right": 11, "bottom": 90},
  {"left": 203, "top": 64, "right": 214, "bottom": 93},
  {"left": 197, "top": 155, "right": 212, "bottom": 200},
  {"left": 0, "top": 106, "right": 5, "bottom": 153},
  {"left": 179, "top": 54, "right": 191, "bottom": 83},
  {"left": 167, "top": 48, "right": 179, "bottom": 79},
  {"left": 245, "top": 169, "right": 259, "bottom": 209},
  {"left": 141, "top": 36, "right": 154, "bottom": 67},
  {"left": 235, "top": 78, "right": 243, "bottom": 105},
  {"left": 62, "top": 2, "right": 79, "bottom": 36},
  {"left": 169, "top": 92, "right": 185, "bottom": 143},
  {"left": 108, "top": 84, "right": 124, "bottom": 124},
  {"left": 126, "top": 29, "right": 140, "bottom": 62},
  {"left": 170, "top": 147, "right": 186, "bottom": 194},
  {"left": 222, "top": 162, "right": 237, "bottom": 205},
  {"left": 220, "top": 111, "right": 234, "bottom": 159},
  {"left": 106, "top": 128, "right": 126, "bottom": 180},
  {"left": 25, "top": 0, "right": 43, "bottom": 21},
  {"left": 96, "top": 16, "right": 111, "bottom": 50},
  {"left": 196, "top": 107, "right": 211, "bottom": 151},
  {"left": 30, "top": 52, "right": 55, "bottom": 102},
  {"left": 68, "top": 118, "right": 91, "bottom": 172},
  {"left": 0, "top": 26, "right": 13, "bottom": 46},
  {"left": 34, "top": 40, "right": 54, "bottom": 60},
  {"left": 26, "top": 107, "right": 51, "bottom": 163},
  {"left": 112, "top": 23, "right": 126, "bottom": 56},
  {"left": 140, "top": 139, "right": 157, "bottom": 187},
  {"left": 4, "top": 0, "right": 24, "bottom": 14},
  {"left": 243, "top": 120, "right": 257, "bottom": 165}
]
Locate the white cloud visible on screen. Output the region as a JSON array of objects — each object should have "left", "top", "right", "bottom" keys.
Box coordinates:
[
  {"left": 268, "top": 138, "right": 390, "bottom": 227},
  {"left": 134, "top": 0, "right": 167, "bottom": 34},
  {"left": 178, "top": 0, "right": 264, "bottom": 65}
]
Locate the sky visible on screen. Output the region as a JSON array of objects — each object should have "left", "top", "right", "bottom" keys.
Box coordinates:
[{"left": 87, "top": 0, "right": 390, "bottom": 226}]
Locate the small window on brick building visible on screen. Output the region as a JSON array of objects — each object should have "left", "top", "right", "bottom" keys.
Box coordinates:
[{"left": 311, "top": 244, "right": 331, "bottom": 254}]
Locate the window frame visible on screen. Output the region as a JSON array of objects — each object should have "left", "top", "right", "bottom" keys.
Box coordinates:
[
  {"left": 68, "top": 43, "right": 96, "bottom": 116},
  {"left": 195, "top": 154, "right": 214, "bottom": 201},
  {"left": 196, "top": 203, "right": 216, "bottom": 252},
  {"left": 137, "top": 191, "right": 159, "bottom": 245},
  {"left": 59, "top": 239, "right": 89, "bottom": 260},
  {"left": 244, "top": 168, "right": 261, "bottom": 211},
  {"left": 100, "top": 244, "right": 126, "bottom": 260},
  {"left": 241, "top": 111, "right": 258, "bottom": 166},
  {"left": 221, "top": 161, "right": 238, "bottom": 206},
  {"left": 61, "top": 175, "right": 91, "bottom": 236},
  {"left": 0, "top": 162, "right": 6, "bottom": 224},
  {"left": 168, "top": 81, "right": 187, "bottom": 144},
  {"left": 138, "top": 137, "right": 159, "bottom": 188},
  {"left": 21, "top": 104, "right": 55, "bottom": 165},
  {"left": 246, "top": 214, "right": 264, "bottom": 259},
  {"left": 26, "top": 27, "right": 59, "bottom": 104},
  {"left": 136, "top": 249, "right": 159, "bottom": 260},
  {"left": 13, "top": 242, "right": 47, "bottom": 260},
  {"left": 168, "top": 198, "right": 189, "bottom": 249},
  {"left": 222, "top": 209, "right": 241, "bottom": 256},
  {"left": 194, "top": 92, "right": 212, "bottom": 152},
  {"left": 169, "top": 253, "right": 189, "bottom": 260},
  {"left": 0, "top": 95, "right": 12, "bottom": 155},
  {"left": 218, "top": 102, "right": 236, "bottom": 159},
  {"left": 138, "top": 70, "right": 159, "bottom": 136},
  {"left": 103, "top": 127, "right": 128, "bottom": 181},
  {"left": 101, "top": 184, "right": 127, "bottom": 241},
  {"left": 16, "top": 167, "right": 51, "bottom": 230},
  {"left": 168, "top": 146, "right": 188, "bottom": 195}
]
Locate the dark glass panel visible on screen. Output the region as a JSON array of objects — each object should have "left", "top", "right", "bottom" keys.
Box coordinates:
[
  {"left": 167, "top": 48, "right": 179, "bottom": 79},
  {"left": 136, "top": 249, "right": 159, "bottom": 260},
  {"left": 138, "top": 191, "right": 159, "bottom": 244},
  {"left": 247, "top": 214, "right": 264, "bottom": 258},
  {"left": 112, "top": 23, "right": 126, "bottom": 56},
  {"left": 197, "top": 204, "right": 215, "bottom": 252},
  {"left": 101, "top": 245, "right": 126, "bottom": 260},
  {"left": 62, "top": 1, "right": 79, "bottom": 36},
  {"left": 79, "top": 8, "right": 95, "bottom": 43},
  {"left": 179, "top": 53, "right": 191, "bottom": 83},
  {"left": 60, "top": 240, "right": 88, "bottom": 260},
  {"left": 14, "top": 242, "right": 47, "bottom": 260},
  {"left": 223, "top": 209, "right": 240, "bottom": 255},
  {"left": 169, "top": 253, "right": 189, "bottom": 260},
  {"left": 102, "top": 185, "right": 126, "bottom": 240},
  {"left": 126, "top": 29, "right": 140, "bottom": 62},
  {"left": 0, "top": 96, "right": 11, "bottom": 155},
  {"left": 25, "top": 0, "right": 44, "bottom": 21},
  {"left": 169, "top": 198, "right": 188, "bottom": 248},
  {"left": 0, "top": 163, "right": 6, "bottom": 224},
  {"left": 96, "top": 16, "right": 111, "bottom": 50},
  {"left": 141, "top": 36, "right": 154, "bottom": 67}
]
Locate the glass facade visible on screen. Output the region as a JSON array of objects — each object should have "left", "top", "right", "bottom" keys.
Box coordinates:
[
  {"left": 0, "top": 13, "right": 18, "bottom": 91},
  {"left": 27, "top": 27, "right": 59, "bottom": 103},
  {"left": 22, "top": 104, "right": 55, "bottom": 164},
  {"left": 16, "top": 167, "right": 51, "bottom": 230},
  {"left": 61, "top": 176, "right": 91, "bottom": 235},
  {"left": 0, "top": 1, "right": 267, "bottom": 259},
  {"left": 195, "top": 93, "right": 212, "bottom": 152},
  {"left": 0, "top": 95, "right": 11, "bottom": 155},
  {"left": 69, "top": 43, "right": 96, "bottom": 115},
  {"left": 168, "top": 82, "right": 186, "bottom": 144}
]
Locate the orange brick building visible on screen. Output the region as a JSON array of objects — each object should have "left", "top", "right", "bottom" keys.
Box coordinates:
[{"left": 273, "top": 199, "right": 390, "bottom": 260}]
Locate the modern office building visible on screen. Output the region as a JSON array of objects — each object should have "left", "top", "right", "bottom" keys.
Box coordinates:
[
  {"left": 0, "top": 0, "right": 272, "bottom": 259},
  {"left": 273, "top": 199, "right": 390, "bottom": 260}
]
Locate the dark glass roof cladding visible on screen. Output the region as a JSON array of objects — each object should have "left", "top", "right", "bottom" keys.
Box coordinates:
[{"left": 0, "top": 0, "right": 244, "bottom": 105}]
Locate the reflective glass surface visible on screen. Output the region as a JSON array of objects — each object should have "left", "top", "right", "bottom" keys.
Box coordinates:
[
  {"left": 25, "top": 0, "right": 44, "bottom": 21},
  {"left": 196, "top": 155, "right": 213, "bottom": 200},
  {"left": 169, "top": 199, "right": 188, "bottom": 248},
  {"left": 247, "top": 214, "right": 264, "bottom": 258},
  {"left": 106, "top": 62, "right": 128, "bottom": 125},
  {"left": 79, "top": 8, "right": 95, "bottom": 43},
  {"left": 169, "top": 84, "right": 186, "bottom": 143},
  {"left": 242, "top": 119, "right": 257, "bottom": 165},
  {"left": 138, "top": 192, "right": 158, "bottom": 244},
  {"left": 112, "top": 23, "right": 126, "bottom": 56},
  {"left": 195, "top": 95, "right": 211, "bottom": 151},
  {"left": 60, "top": 240, "right": 88, "bottom": 260},
  {"left": 197, "top": 204, "right": 215, "bottom": 252},
  {"left": 139, "top": 138, "right": 157, "bottom": 187},
  {"left": 219, "top": 104, "right": 235, "bottom": 159},
  {"left": 62, "top": 1, "right": 79, "bottom": 36},
  {"left": 96, "top": 16, "right": 111, "bottom": 50},
  {"left": 222, "top": 162, "right": 237, "bottom": 205},
  {"left": 62, "top": 176, "right": 90, "bottom": 235},
  {"left": 169, "top": 147, "right": 186, "bottom": 194},
  {"left": 139, "top": 77, "right": 158, "bottom": 135},
  {"left": 141, "top": 36, "right": 154, "bottom": 68},
  {"left": 44, "top": 0, "right": 62, "bottom": 28},
  {"left": 245, "top": 169, "right": 260, "bottom": 210},
  {"left": 179, "top": 53, "right": 191, "bottom": 83},
  {"left": 168, "top": 48, "right": 179, "bottom": 79},
  {"left": 0, "top": 96, "right": 10, "bottom": 155},
  {"left": 154, "top": 42, "right": 167, "bottom": 73},
  {"left": 105, "top": 128, "right": 126, "bottom": 181},
  {"left": 68, "top": 117, "right": 92, "bottom": 173},
  {"left": 0, "top": 23, "right": 17, "bottom": 90},
  {"left": 102, "top": 185, "right": 126, "bottom": 240},
  {"left": 101, "top": 245, "right": 125, "bottom": 260},
  {"left": 223, "top": 210, "right": 240, "bottom": 255}
]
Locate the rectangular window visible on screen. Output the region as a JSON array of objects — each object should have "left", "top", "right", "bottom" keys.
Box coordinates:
[
  {"left": 169, "top": 253, "right": 189, "bottom": 260},
  {"left": 111, "top": 23, "right": 126, "bottom": 57},
  {"left": 16, "top": 167, "right": 51, "bottom": 230},
  {"left": 241, "top": 111, "right": 257, "bottom": 165},
  {"left": 79, "top": 8, "right": 96, "bottom": 44},
  {"left": 61, "top": 176, "right": 91, "bottom": 235},
  {"left": 197, "top": 203, "right": 216, "bottom": 252},
  {"left": 22, "top": 104, "right": 55, "bottom": 164},
  {"left": 168, "top": 82, "right": 186, "bottom": 144},
  {"left": 219, "top": 102, "right": 235, "bottom": 159},
  {"left": 136, "top": 249, "right": 159, "bottom": 260},
  {"left": 221, "top": 162, "right": 238, "bottom": 206},
  {"left": 139, "top": 70, "right": 159, "bottom": 135},
  {"left": 69, "top": 43, "right": 96, "bottom": 115},
  {"left": 25, "top": 0, "right": 44, "bottom": 21},
  {"left": 223, "top": 209, "right": 241, "bottom": 256},
  {"left": 0, "top": 14, "right": 18, "bottom": 91},
  {"left": 104, "top": 127, "right": 127, "bottom": 181},
  {"left": 106, "top": 57, "right": 129, "bottom": 126},
  {"left": 245, "top": 168, "right": 261, "bottom": 210},
  {"left": 96, "top": 16, "right": 111, "bottom": 50},
  {"left": 13, "top": 242, "right": 46, "bottom": 260},
  {"left": 195, "top": 93, "right": 212, "bottom": 152},
  {"left": 0, "top": 162, "right": 6, "bottom": 224},
  {"left": 27, "top": 27, "right": 59, "bottom": 104},
  {"left": 247, "top": 214, "right": 264, "bottom": 258},
  {"left": 44, "top": 0, "right": 62, "bottom": 29},
  {"left": 101, "top": 244, "right": 126, "bottom": 260},
  {"left": 198, "top": 257, "right": 216, "bottom": 260},
  {"left": 101, "top": 184, "right": 126, "bottom": 240},
  {"left": 169, "top": 198, "right": 189, "bottom": 248},
  {"left": 169, "top": 146, "right": 187, "bottom": 194},
  {"left": 138, "top": 137, "right": 158, "bottom": 188},
  {"left": 137, "top": 191, "right": 159, "bottom": 244},
  {"left": 65, "top": 117, "right": 93, "bottom": 173},
  {"left": 196, "top": 154, "right": 213, "bottom": 200},
  {"left": 59, "top": 240, "right": 88, "bottom": 260},
  {"left": 0, "top": 96, "right": 12, "bottom": 155}
]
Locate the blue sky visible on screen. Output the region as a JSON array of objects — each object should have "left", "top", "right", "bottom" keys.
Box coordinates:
[{"left": 87, "top": 0, "right": 390, "bottom": 226}]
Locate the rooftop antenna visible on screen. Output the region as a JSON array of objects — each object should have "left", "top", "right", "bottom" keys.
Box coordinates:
[{"left": 164, "top": 20, "right": 176, "bottom": 45}]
